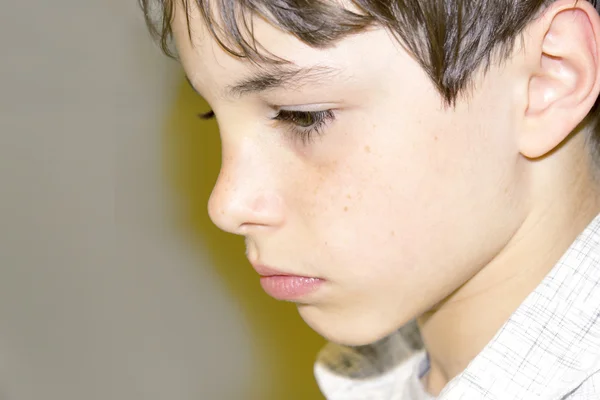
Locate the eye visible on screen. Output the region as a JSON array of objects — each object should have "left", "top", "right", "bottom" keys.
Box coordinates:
[
  {"left": 272, "top": 109, "right": 336, "bottom": 144},
  {"left": 197, "top": 108, "right": 336, "bottom": 144},
  {"left": 198, "top": 110, "right": 215, "bottom": 120}
]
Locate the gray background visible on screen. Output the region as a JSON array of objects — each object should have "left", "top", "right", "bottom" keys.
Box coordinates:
[{"left": 0, "top": 1, "right": 324, "bottom": 399}]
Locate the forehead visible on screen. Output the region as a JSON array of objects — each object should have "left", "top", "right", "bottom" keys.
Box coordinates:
[{"left": 170, "top": 1, "right": 406, "bottom": 99}]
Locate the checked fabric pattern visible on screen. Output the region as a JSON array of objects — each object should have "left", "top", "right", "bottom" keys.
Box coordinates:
[{"left": 315, "top": 214, "right": 600, "bottom": 399}]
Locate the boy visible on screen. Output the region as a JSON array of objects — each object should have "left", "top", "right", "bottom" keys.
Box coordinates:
[{"left": 140, "top": 0, "right": 600, "bottom": 398}]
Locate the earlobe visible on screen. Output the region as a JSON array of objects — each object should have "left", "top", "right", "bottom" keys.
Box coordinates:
[{"left": 520, "top": 2, "right": 600, "bottom": 159}]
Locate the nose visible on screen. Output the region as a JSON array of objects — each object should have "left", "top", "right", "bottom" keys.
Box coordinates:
[{"left": 208, "top": 141, "right": 285, "bottom": 235}]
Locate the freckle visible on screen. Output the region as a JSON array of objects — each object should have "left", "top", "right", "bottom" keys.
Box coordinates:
[
  {"left": 434, "top": 136, "right": 438, "bottom": 141},
  {"left": 346, "top": 194, "right": 352, "bottom": 200},
  {"left": 344, "top": 206, "right": 348, "bottom": 212},
  {"left": 391, "top": 231, "right": 396, "bottom": 237},
  {"left": 364, "top": 145, "right": 371, "bottom": 153}
]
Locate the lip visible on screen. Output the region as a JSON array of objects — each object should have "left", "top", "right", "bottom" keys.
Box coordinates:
[
  {"left": 252, "top": 264, "right": 297, "bottom": 277},
  {"left": 252, "top": 264, "right": 324, "bottom": 301}
]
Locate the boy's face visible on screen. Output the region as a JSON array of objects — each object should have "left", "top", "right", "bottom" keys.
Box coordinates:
[{"left": 174, "top": 5, "right": 528, "bottom": 345}]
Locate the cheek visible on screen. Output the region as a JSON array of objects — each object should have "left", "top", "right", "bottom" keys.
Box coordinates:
[
  {"left": 294, "top": 111, "right": 521, "bottom": 289},
  {"left": 289, "top": 107, "right": 524, "bottom": 345},
  {"left": 293, "top": 143, "right": 432, "bottom": 281}
]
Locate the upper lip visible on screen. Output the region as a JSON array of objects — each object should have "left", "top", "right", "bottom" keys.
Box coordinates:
[{"left": 251, "top": 263, "right": 311, "bottom": 278}]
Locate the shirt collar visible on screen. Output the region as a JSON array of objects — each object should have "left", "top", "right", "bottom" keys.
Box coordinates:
[{"left": 315, "top": 213, "right": 600, "bottom": 399}]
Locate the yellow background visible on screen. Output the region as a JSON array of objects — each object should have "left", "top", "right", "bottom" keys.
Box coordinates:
[{"left": 165, "top": 78, "right": 327, "bottom": 399}]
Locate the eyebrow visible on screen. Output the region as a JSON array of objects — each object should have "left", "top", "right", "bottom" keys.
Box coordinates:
[
  {"left": 226, "top": 65, "right": 343, "bottom": 97},
  {"left": 185, "top": 65, "right": 345, "bottom": 101}
]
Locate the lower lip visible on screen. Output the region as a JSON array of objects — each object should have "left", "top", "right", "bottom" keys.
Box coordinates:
[{"left": 259, "top": 276, "right": 324, "bottom": 300}]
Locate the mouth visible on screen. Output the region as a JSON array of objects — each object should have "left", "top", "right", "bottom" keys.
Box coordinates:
[{"left": 252, "top": 264, "right": 324, "bottom": 301}]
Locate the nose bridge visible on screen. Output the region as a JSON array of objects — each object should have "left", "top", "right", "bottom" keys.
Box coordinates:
[{"left": 208, "top": 137, "right": 284, "bottom": 234}]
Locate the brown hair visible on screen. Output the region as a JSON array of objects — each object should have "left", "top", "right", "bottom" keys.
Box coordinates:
[{"left": 140, "top": 0, "right": 600, "bottom": 156}]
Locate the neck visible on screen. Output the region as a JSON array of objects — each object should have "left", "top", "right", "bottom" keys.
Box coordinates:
[{"left": 416, "top": 142, "right": 600, "bottom": 396}]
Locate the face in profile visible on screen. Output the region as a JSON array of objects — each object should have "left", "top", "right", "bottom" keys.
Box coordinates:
[{"left": 172, "top": 2, "right": 529, "bottom": 346}]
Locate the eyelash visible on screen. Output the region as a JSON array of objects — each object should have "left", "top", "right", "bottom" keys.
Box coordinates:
[
  {"left": 198, "top": 109, "right": 336, "bottom": 145},
  {"left": 272, "top": 109, "right": 336, "bottom": 144}
]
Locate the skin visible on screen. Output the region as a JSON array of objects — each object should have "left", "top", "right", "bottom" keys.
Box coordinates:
[{"left": 172, "top": 0, "right": 600, "bottom": 395}]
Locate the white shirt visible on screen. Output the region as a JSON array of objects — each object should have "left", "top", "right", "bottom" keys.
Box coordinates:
[
  {"left": 315, "top": 214, "right": 600, "bottom": 399},
  {"left": 315, "top": 332, "right": 434, "bottom": 399}
]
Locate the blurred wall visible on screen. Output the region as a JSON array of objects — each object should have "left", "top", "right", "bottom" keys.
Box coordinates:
[{"left": 0, "top": 1, "right": 325, "bottom": 399}]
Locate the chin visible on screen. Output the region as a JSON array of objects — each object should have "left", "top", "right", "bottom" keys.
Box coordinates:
[{"left": 297, "top": 304, "right": 398, "bottom": 346}]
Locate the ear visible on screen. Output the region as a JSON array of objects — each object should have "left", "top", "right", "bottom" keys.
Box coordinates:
[{"left": 520, "top": 0, "right": 600, "bottom": 159}]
